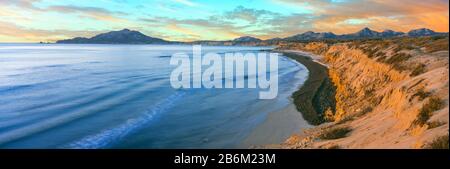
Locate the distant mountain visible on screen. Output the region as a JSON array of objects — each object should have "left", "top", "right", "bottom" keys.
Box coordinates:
[
  {"left": 57, "top": 29, "right": 170, "bottom": 44},
  {"left": 55, "top": 27, "right": 447, "bottom": 44},
  {"left": 358, "top": 27, "right": 378, "bottom": 36},
  {"left": 285, "top": 31, "right": 337, "bottom": 41},
  {"left": 407, "top": 28, "right": 439, "bottom": 37},
  {"left": 281, "top": 27, "right": 446, "bottom": 41},
  {"left": 381, "top": 29, "right": 405, "bottom": 37},
  {"left": 233, "top": 36, "right": 262, "bottom": 42},
  {"left": 265, "top": 37, "right": 283, "bottom": 41},
  {"left": 345, "top": 27, "right": 381, "bottom": 38}
]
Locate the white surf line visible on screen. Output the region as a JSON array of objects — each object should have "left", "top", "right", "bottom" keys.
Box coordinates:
[
  {"left": 64, "top": 92, "right": 185, "bottom": 149},
  {"left": 0, "top": 77, "right": 157, "bottom": 146},
  {"left": 283, "top": 50, "right": 329, "bottom": 68}
]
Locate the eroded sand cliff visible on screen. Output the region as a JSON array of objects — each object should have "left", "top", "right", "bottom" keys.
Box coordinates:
[{"left": 275, "top": 37, "right": 449, "bottom": 148}]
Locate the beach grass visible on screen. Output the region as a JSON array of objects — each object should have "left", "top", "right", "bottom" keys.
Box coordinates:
[{"left": 425, "top": 135, "right": 449, "bottom": 149}]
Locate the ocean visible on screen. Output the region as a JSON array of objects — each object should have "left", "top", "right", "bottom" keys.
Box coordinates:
[{"left": 0, "top": 44, "right": 308, "bottom": 148}]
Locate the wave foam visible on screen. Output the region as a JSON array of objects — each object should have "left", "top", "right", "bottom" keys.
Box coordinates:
[{"left": 65, "top": 92, "right": 185, "bottom": 149}]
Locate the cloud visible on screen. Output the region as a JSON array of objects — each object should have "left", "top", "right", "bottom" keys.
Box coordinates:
[
  {"left": 47, "top": 5, "right": 126, "bottom": 15},
  {"left": 171, "top": 0, "right": 199, "bottom": 7},
  {"left": 0, "top": 0, "right": 43, "bottom": 11},
  {"left": 140, "top": 15, "right": 245, "bottom": 41},
  {"left": 273, "top": 0, "right": 449, "bottom": 33},
  {"left": 47, "top": 5, "right": 129, "bottom": 23},
  {"left": 0, "top": 0, "right": 448, "bottom": 42},
  {"left": 0, "top": 1, "right": 129, "bottom": 23},
  {"left": 138, "top": 5, "right": 290, "bottom": 41},
  {"left": 140, "top": 1, "right": 449, "bottom": 41},
  {"left": 0, "top": 21, "right": 104, "bottom": 42},
  {"left": 224, "top": 6, "right": 279, "bottom": 23}
]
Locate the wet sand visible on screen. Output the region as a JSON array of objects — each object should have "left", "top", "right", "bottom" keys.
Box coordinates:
[
  {"left": 239, "top": 102, "right": 311, "bottom": 148},
  {"left": 281, "top": 51, "right": 334, "bottom": 125},
  {"left": 240, "top": 50, "right": 332, "bottom": 148}
]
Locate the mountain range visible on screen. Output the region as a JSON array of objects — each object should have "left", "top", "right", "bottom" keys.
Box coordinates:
[
  {"left": 56, "top": 27, "right": 448, "bottom": 44},
  {"left": 281, "top": 28, "right": 447, "bottom": 41}
]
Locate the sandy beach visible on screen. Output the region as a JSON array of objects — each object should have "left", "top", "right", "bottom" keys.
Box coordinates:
[
  {"left": 281, "top": 51, "right": 335, "bottom": 125},
  {"left": 239, "top": 103, "right": 311, "bottom": 148},
  {"left": 240, "top": 50, "right": 334, "bottom": 148}
]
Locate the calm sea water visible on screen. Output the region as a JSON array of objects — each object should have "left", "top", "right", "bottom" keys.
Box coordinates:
[{"left": 0, "top": 44, "right": 308, "bottom": 148}]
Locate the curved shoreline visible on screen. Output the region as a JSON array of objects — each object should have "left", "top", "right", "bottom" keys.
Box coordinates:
[
  {"left": 241, "top": 51, "right": 335, "bottom": 148},
  {"left": 239, "top": 54, "right": 312, "bottom": 148},
  {"left": 278, "top": 51, "right": 336, "bottom": 125}
]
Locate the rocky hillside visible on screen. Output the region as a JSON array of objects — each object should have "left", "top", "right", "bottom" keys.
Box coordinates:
[{"left": 276, "top": 36, "right": 449, "bottom": 148}]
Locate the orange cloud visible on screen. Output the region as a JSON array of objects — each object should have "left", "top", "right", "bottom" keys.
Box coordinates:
[
  {"left": 47, "top": 5, "right": 129, "bottom": 23},
  {"left": 0, "top": 21, "right": 104, "bottom": 42},
  {"left": 0, "top": 0, "right": 448, "bottom": 42},
  {"left": 275, "top": 0, "right": 449, "bottom": 33}
]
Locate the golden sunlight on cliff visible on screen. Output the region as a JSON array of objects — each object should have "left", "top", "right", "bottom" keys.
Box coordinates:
[{"left": 274, "top": 37, "right": 449, "bottom": 149}]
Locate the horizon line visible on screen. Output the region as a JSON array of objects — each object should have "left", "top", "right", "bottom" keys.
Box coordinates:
[{"left": 2, "top": 27, "right": 450, "bottom": 44}]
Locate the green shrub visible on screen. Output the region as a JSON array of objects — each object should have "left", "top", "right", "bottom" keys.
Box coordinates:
[
  {"left": 363, "top": 48, "right": 377, "bottom": 58},
  {"left": 393, "top": 46, "right": 402, "bottom": 53},
  {"left": 410, "top": 64, "right": 426, "bottom": 76},
  {"left": 413, "top": 97, "right": 444, "bottom": 126},
  {"left": 424, "top": 37, "right": 449, "bottom": 53},
  {"left": 431, "top": 36, "right": 446, "bottom": 40},
  {"left": 427, "top": 121, "right": 445, "bottom": 129},
  {"left": 375, "top": 51, "right": 386, "bottom": 58},
  {"left": 319, "top": 127, "right": 352, "bottom": 140},
  {"left": 425, "top": 135, "right": 449, "bottom": 149},
  {"left": 385, "top": 53, "right": 412, "bottom": 65},
  {"left": 412, "top": 88, "right": 431, "bottom": 101},
  {"left": 336, "top": 116, "right": 354, "bottom": 125},
  {"left": 336, "top": 106, "right": 374, "bottom": 125},
  {"left": 359, "top": 106, "right": 373, "bottom": 115},
  {"left": 328, "top": 145, "right": 341, "bottom": 149},
  {"left": 380, "top": 53, "right": 412, "bottom": 71}
]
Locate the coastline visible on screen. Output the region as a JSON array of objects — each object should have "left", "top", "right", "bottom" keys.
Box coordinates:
[
  {"left": 270, "top": 39, "right": 449, "bottom": 149},
  {"left": 278, "top": 50, "right": 336, "bottom": 125},
  {"left": 241, "top": 50, "right": 334, "bottom": 148},
  {"left": 239, "top": 53, "right": 312, "bottom": 148},
  {"left": 239, "top": 103, "right": 311, "bottom": 148}
]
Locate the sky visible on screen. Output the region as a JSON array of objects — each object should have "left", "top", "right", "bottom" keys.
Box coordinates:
[{"left": 0, "top": 0, "right": 448, "bottom": 42}]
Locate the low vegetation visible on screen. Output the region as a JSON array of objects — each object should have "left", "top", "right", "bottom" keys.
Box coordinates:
[
  {"left": 410, "top": 64, "right": 427, "bottom": 76},
  {"left": 347, "top": 36, "right": 449, "bottom": 74},
  {"left": 393, "top": 36, "right": 449, "bottom": 53},
  {"left": 426, "top": 121, "right": 446, "bottom": 129},
  {"left": 412, "top": 88, "right": 431, "bottom": 101},
  {"left": 319, "top": 127, "right": 352, "bottom": 140},
  {"left": 425, "top": 135, "right": 449, "bottom": 149},
  {"left": 424, "top": 36, "right": 449, "bottom": 53},
  {"left": 383, "top": 53, "right": 412, "bottom": 71},
  {"left": 327, "top": 145, "right": 341, "bottom": 149},
  {"left": 413, "top": 97, "right": 444, "bottom": 126},
  {"left": 336, "top": 106, "right": 373, "bottom": 125}
]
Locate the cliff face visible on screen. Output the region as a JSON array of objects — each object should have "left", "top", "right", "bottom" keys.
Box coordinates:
[{"left": 278, "top": 36, "right": 449, "bottom": 148}]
